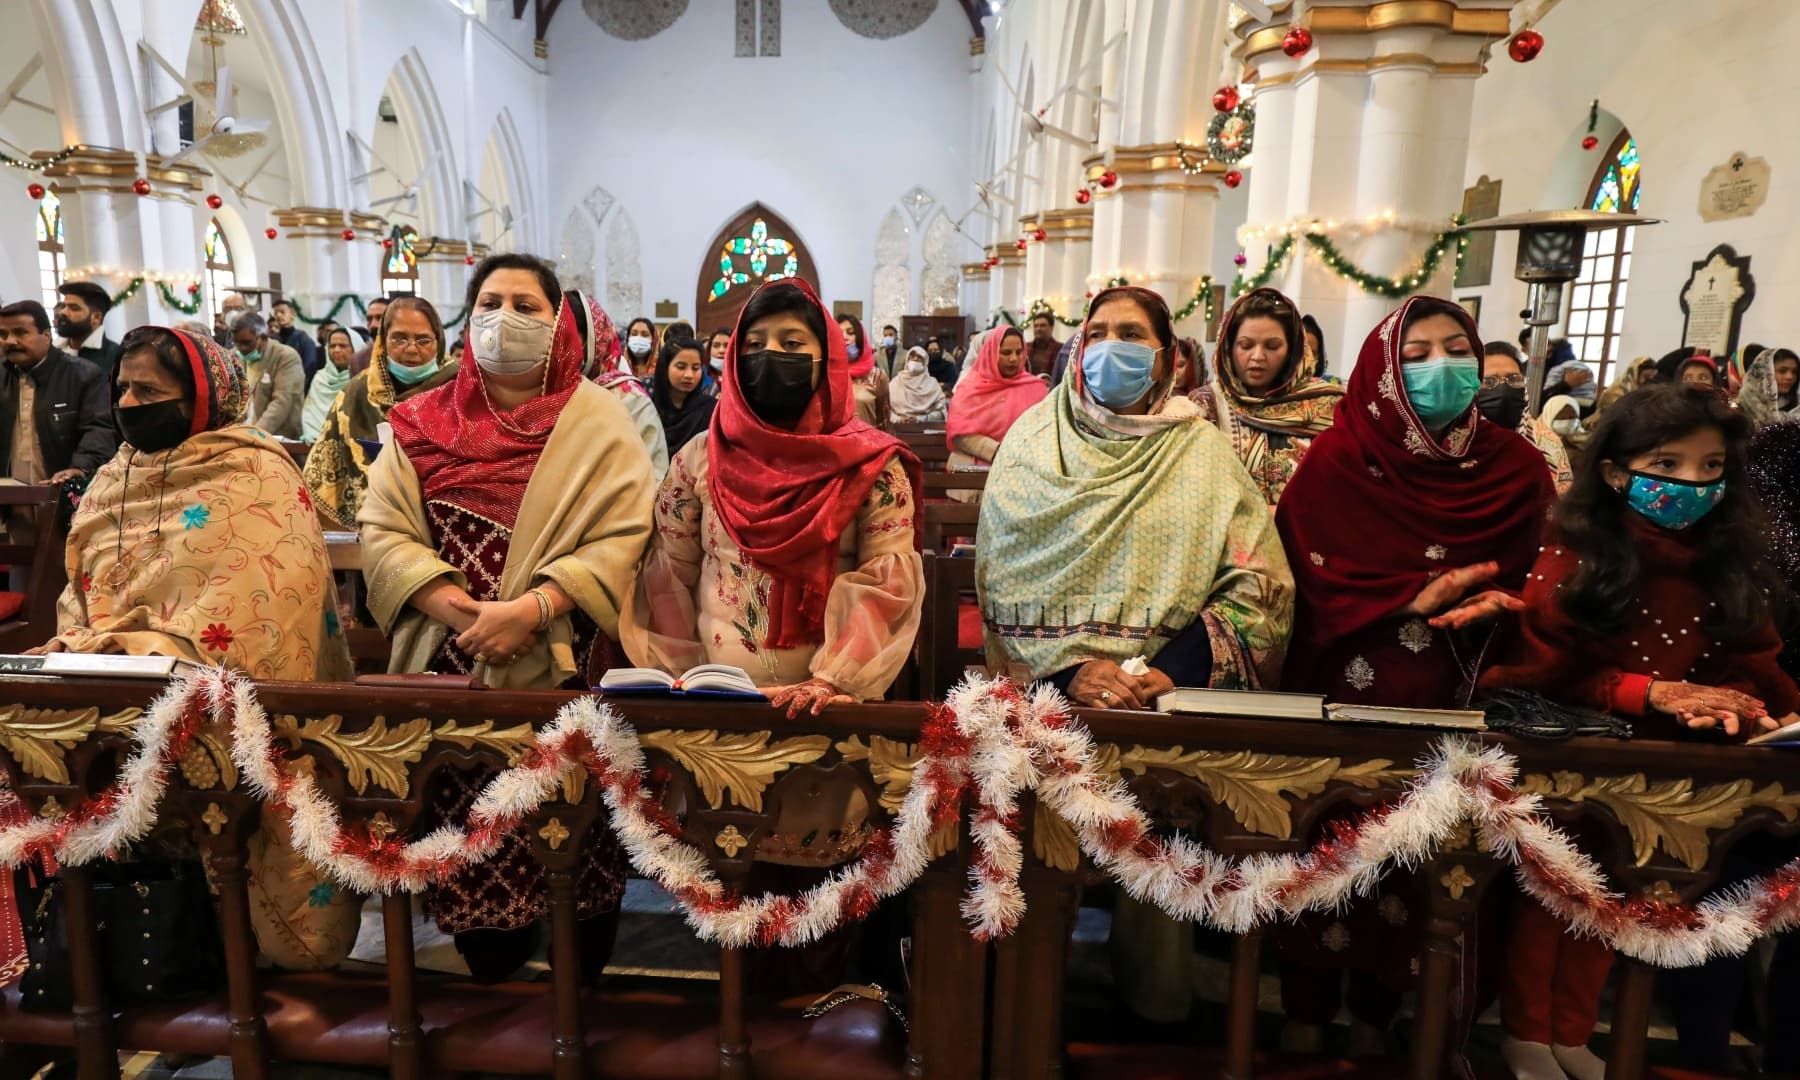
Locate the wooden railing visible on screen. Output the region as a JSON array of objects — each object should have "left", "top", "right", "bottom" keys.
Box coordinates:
[{"left": 0, "top": 679, "right": 1791, "bottom": 1079}]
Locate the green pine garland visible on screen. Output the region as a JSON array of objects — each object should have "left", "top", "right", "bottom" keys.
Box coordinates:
[
  {"left": 1001, "top": 276, "right": 1218, "bottom": 330},
  {"left": 290, "top": 295, "right": 370, "bottom": 327},
  {"left": 155, "top": 281, "right": 204, "bottom": 315},
  {"left": 2, "top": 146, "right": 81, "bottom": 173},
  {"left": 1231, "top": 234, "right": 1297, "bottom": 297},
  {"left": 109, "top": 279, "right": 145, "bottom": 307},
  {"left": 1303, "top": 220, "right": 1468, "bottom": 299}
]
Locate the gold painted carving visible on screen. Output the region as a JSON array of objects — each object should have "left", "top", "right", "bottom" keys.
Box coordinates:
[
  {"left": 366, "top": 812, "right": 397, "bottom": 841},
  {"left": 715, "top": 824, "right": 748, "bottom": 857},
  {"left": 538, "top": 817, "right": 570, "bottom": 851},
  {"left": 1516, "top": 772, "right": 1800, "bottom": 872},
  {"left": 638, "top": 730, "right": 830, "bottom": 812},
  {"left": 835, "top": 735, "right": 920, "bottom": 812},
  {"left": 1440, "top": 864, "right": 1475, "bottom": 900},
  {"left": 274, "top": 714, "right": 432, "bottom": 797},
  {"left": 1034, "top": 802, "right": 1082, "bottom": 872},
  {"left": 37, "top": 796, "right": 62, "bottom": 819},
  {"left": 0, "top": 705, "right": 142, "bottom": 783},
  {"left": 201, "top": 802, "right": 228, "bottom": 836},
  {"left": 1117, "top": 748, "right": 1411, "bottom": 839},
  {"left": 426, "top": 718, "right": 538, "bottom": 763}
]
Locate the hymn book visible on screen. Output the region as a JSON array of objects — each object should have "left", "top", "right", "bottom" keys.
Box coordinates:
[
  {"left": 1154, "top": 688, "right": 1327, "bottom": 720},
  {"left": 598, "top": 664, "right": 764, "bottom": 700},
  {"left": 1324, "top": 703, "right": 1488, "bottom": 731},
  {"left": 1746, "top": 723, "right": 1800, "bottom": 747},
  {"left": 0, "top": 654, "right": 205, "bottom": 679}
]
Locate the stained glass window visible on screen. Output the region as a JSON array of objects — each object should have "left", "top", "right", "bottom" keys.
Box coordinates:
[
  {"left": 709, "top": 217, "right": 797, "bottom": 299},
  {"left": 1566, "top": 132, "right": 1641, "bottom": 386},
  {"left": 36, "top": 191, "right": 63, "bottom": 311},
  {"left": 203, "top": 217, "right": 236, "bottom": 323},
  {"left": 381, "top": 226, "right": 419, "bottom": 296}
]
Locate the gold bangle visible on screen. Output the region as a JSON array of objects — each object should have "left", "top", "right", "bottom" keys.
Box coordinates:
[{"left": 530, "top": 587, "right": 553, "bottom": 632}]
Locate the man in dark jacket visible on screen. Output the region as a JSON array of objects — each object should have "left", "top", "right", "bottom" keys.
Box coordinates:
[
  {"left": 270, "top": 299, "right": 321, "bottom": 388},
  {"left": 53, "top": 281, "right": 121, "bottom": 371},
  {"left": 0, "top": 300, "right": 117, "bottom": 490}
]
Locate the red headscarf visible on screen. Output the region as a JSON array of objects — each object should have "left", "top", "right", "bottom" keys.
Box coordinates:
[
  {"left": 388, "top": 295, "right": 586, "bottom": 529},
  {"left": 1275, "top": 296, "right": 1554, "bottom": 700},
  {"left": 945, "top": 326, "right": 1048, "bottom": 452},
  {"left": 708, "top": 278, "right": 923, "bottom": 648},
  {"left": 565, "top": 290, "right": 648, "bottom": 400},
  {"left": 843, "top": 316, "right": 874, "bottom": 379}
]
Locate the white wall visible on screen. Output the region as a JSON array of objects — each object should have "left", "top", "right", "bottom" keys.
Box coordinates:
[
  {"left": 543, "top": 0, "right": 975, "bottom": 325},
  {"left": 1461, "top": 0, "right": 1800, "bottom": 368}
]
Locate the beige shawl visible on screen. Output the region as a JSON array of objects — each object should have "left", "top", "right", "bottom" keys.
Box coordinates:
[{"left": 358, "top": 381, "right": 655, "bottom": 689}]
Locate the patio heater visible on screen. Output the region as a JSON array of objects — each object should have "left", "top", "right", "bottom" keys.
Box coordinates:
[{"left": 1461, "top": 209, "right": 1660, "bottom": 416}]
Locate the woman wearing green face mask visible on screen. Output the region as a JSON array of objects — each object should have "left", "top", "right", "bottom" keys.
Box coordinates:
[{"left": 303, "top": 296, "right": 459, "bottom": 529}]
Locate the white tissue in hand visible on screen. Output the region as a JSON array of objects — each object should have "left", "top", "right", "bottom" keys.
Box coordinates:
[{"left": 1121, "top": 657, "right": 1149, "bottom": 677}]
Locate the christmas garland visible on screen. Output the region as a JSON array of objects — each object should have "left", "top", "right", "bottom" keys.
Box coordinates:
[
  {"left": 1011, "top": 277, "right": 1218, "bottom": 331},
  {"left": 1231, "top": 222, "right": 1468, "bottom": 300},
  {"left": 3, "top": 669, "right": 1798, "bottom": 966},
  {"left": 1, "top": 146, "right": 81, "bottom": 173},
  {"left": 1232, "top": 233, "right": 1297, "bottom": 296}
]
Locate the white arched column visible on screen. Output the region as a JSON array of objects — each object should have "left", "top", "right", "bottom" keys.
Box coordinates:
[
  {"left": 1236, "top": 1, "right": 1518, "bottom": 366},
  {"left": 1082, "top": 0, "right": 1232, "bottom": 338}
]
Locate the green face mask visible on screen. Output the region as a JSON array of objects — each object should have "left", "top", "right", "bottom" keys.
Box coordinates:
[
  {"left": 388, "top": 357, "right": 441, "bottom": 387},
  {"left": 1401, "top": 357, "right": 1481, "bottom": 430},
  {"left": 239, "top": 349, "right": 261, "bottom": 364}
]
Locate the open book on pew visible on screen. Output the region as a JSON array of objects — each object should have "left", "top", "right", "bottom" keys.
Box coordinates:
[
  {"left": 597, "top": 664, "right": 765, "bottom": 701},
  {"left": 0, "top": 653, "right": 206, "bottom": 679},
  {"left": 1747, "top": 723, "right": 1800, "bottom": 747},
  {"left": 1155, "top": 688, "right": 1486, "bottom": 730}
]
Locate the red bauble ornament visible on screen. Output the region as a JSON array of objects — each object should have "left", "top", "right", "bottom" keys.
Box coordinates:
[
  {"left": 1033, "top": 228, "right": 1048, "bottom": 242},
  {"left": 464, "top": 254, "right": 477, "bottom": 265},
  {"left": 1582, "top": 135, "right": 1599, "bottom": 151},
  {"left": 1084, "top": 290, "right": 1093, "bottom": 299},
  {"left": 187, "top": 282, "right": 199, "bottom": 294},
  {"left": 1234, "top": 251, "right": 1248, "bottom": 267},
  {"left": 1281, "top": 26, "right": 1313, "bottom": 58},
  {"left": 1212, "top": 86, "right": 1240, "bottom": 113},
  {"left": 265, "top": 227, "right": 279, "bottom": 239},
  {"left": 1075, "top": 188, "right": 1091, "bottom": 205},
  {"left": 1224, "top": 170, "right": 1243, "bottom": 189},
  {"left": 132, "top": 178, "right": 152, "bottom": 196},
  {"left": 341, "top": 228, "right": 356, "bottom": 241},
  {"left": 1015, "top": 238, "right": 1027, "bottom": 251},
  {"left": 382, "top": 237, "right": 394, "bottom": 249},
  {"left": 26, "top": 182, "right": 44, "bottom": 201},
  {"left": 205, "top": 193, "right": 223, "bottom": 210},
  {"left": 1507, "top": 28, "right": 1544, "bottom": 63},
  {"left": 1099, "top": 169, "right": 1119, "bottom": 189}
]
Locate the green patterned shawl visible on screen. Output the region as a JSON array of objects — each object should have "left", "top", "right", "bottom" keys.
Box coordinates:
[{"left": 975, "top": 381, "right": 1293, "bottom": 686}]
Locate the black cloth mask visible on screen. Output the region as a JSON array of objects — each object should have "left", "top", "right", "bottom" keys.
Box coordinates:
[
  {"left": 114, "top": 400, "right": 191, "bottom": 454},
  {"left": 1476, "top": 383, "right": 1527, "bottom": 431},
  {"left": 737, "top": 349, "right": 817, "bottom": 425}
]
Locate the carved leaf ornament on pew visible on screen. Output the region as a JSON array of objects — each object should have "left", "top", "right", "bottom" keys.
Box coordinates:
[{"left": 1, "top": 671, "right": 1800, "bottom": 966}]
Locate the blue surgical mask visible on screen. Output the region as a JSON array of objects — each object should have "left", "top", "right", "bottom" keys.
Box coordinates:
[
  {"left": 882, "top": 335, "right": 896, "bottom": 349},
  {"left": 389, "top": 358, "right": 441, "bottom": 387},
  {"left": 846, "top": 342, "right": 862, "bottom": 361},
  {"left": 1401, "top": 357, "right": 1481, "bottom": 429},
  {"left": 627, "top": 336, "right": 652, "bottom": 358},
  {"left": 1080, "top": 339, "right": 1158, "bottom": 410},
  {"left": 1625, "top": 471, "right": 1726, "bottom": 531}
]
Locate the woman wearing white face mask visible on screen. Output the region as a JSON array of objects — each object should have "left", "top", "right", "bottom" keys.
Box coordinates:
[
  {"left": 1542, "top": 393, "right": 1587, "bottom": 449},
  {"left": 358, "top": 253, "right": 655, "bottom": 983},
  {"left": 624, "top": 317, "right": 658, "bottom": 382},
  {"left": 888, "top": 345, "right": 946, "bottom": 422}
]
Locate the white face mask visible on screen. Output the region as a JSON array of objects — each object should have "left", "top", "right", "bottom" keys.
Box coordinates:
[
  {"left": 470, "top": 308, "right": 553, "bottom": 376},
  {"left": 1550, "top": 416, "right": 1582, "bottom": 437},
  {"left": 882, "top": 335, "right": 897, "bottom": 349},
  {"left": 627, "top": 336, "right": 652, "bottom": 358},
  {"left": 904, "top": 358, "right": 927, "bottom": 374}
]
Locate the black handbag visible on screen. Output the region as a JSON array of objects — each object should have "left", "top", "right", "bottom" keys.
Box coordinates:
[{"left": 15, "top": 856, "right": 225, "bottom": 1012}]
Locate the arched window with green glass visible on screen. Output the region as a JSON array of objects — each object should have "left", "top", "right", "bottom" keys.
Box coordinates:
[
  {"left": 381, "top": 226, "right": 420, "bottom": 297},
  {"left": 204, "top": 218, "right": 238, "bottom": 324},
  {"left": 36, "top": 191, "right": 64, "bottom": 311},
  {"left": 1565, "top": 132, "right": 1641, "bottom": 386}
]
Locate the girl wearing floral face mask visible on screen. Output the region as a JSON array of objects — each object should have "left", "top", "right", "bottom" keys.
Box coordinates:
[
  {"left": 1481, "top": 383, "right": 1800, "bottom": 1080},
  {"left": 359, "top": 253, "right": 656, "bottom": 985}
]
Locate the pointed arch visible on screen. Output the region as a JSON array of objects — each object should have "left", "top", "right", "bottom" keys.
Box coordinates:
[
  {"left": 872, "top": 205, "right": 913, "bottom": 339},
  {"left": 366, "top": 50, "right": 460, "bottom": 239},
  {"left": 692, "top": 203, "right": 818, "bottom": 336},
  {"left": 479, "top": 109, "right": 535, "bottom": 252}
]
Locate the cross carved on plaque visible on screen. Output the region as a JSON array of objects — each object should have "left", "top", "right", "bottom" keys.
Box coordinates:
[{"left": 1733, "top": 156, "right": 1745, "bottom": 172}]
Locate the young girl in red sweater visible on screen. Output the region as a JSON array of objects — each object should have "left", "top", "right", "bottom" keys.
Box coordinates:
[{"left": 1482, "top": 383, "right": 1800, "bottom": 1080}]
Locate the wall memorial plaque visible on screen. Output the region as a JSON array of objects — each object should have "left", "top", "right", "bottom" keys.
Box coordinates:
[
  {"left": 1680, "top": 244, "right": 1754, "bottom": 358},
  {"left": 1455, "top": 175, "right": 1502, "bottom": 288},
  {"left": 1699, "top": 152, "right": 1770, "bottom": 223}
]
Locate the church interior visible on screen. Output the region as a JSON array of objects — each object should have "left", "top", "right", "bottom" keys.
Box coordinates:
[{"left": 0, "top": 1, "right": 1795, "bottom": 1077}]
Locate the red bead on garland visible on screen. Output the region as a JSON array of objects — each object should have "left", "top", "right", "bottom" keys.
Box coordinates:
[
  {"left": 1508, "top": 28, "right": 1545, "bottom": 63},
  {"left": 1281, "top": 26, "right": 1313, "bottom": 58}
]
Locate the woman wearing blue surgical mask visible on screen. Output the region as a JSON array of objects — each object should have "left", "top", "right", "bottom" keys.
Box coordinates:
[
  {"left": 976, "top": 285, "right": 1294, "bottom": 1025},
  {"left": 624, "top": 316, "right": 658, "bottom": 382},
  {"left": 303, "top": 297, "right": 459, "bottom": 528},
  {"left": 839, "top": 314, "right": 889, "bottom": 429}
]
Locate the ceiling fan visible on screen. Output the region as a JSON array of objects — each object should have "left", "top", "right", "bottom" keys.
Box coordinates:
[
  {"left": 991, "top": 31, "right": 1125, "bottom": 152},
  {"left": 347, "top": 130, "right": 440, "bottom": 218},
  {"left": 212, "top": 148, "right": 280, "bottom": 207},
  {"left": 139, "top": 41, "right": 271, "bottom": 165},
  {"left": 463, "top": 180, "right": 514, "bottom": 239}
]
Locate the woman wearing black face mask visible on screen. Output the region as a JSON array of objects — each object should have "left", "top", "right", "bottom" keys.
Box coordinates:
[
  {"left": 32, "top": 325, "right": 360, "bottom": 970},
  {"left": 1478, "top": 341, "right": 1573, "bottom": 494},
  {"left": 622, "top": 278, "right": 925, "bottom": 719}
]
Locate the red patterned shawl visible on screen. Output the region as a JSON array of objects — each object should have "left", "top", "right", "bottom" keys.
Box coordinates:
[
  {"left": 1275, "top": 296, "right": 1553, "bottom": 703},
  {"left": 707, "top": 278, "right": 922, "bottom": 648}
]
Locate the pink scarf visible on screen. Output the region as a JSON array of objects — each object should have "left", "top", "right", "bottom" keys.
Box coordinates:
[{"left": 945, "top": 327, "right": 1047, "bottom": 453}]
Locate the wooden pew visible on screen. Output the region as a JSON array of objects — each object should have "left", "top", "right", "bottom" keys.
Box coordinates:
[
  {"left": 0, "top": 485, "right": 68, "bottom": 654},
  {"left": 917, "top": 552, "right": 982, "bottom": 701},
  {"left": 279, "top": 440, "right": 311, "bottom": 471},
  {"left": 897, "top": 430, "right": 950, "bottom": 472},
  {"left": 920, "top": 471, "right": 986, "bottom": 500},
  {"left": 0, "top": 680, "right": 985, "bottom": 1080}
]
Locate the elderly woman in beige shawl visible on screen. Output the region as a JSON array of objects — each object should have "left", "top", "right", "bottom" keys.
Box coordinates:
[
  {"left": 38, "top": 325, "right": 360, "bottom": 972},
  {"left": 357, "top": 254, "right": 652, "bottom": 982},
  {"left": 888, "top": 345, "right": 946, "bottom": 422}
]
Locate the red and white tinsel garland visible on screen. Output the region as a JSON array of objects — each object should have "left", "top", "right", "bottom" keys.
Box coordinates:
[{"left": 1, "top": 668, "right": 1798, "bottom": 966}]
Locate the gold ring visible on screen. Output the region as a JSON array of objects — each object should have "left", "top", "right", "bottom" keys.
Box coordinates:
[
  {"left": 475, "top": 653, "right": 488, "bottom": 664},
  {"left": 1100, "top": 689, "right": 1113, "bottom": 704}
]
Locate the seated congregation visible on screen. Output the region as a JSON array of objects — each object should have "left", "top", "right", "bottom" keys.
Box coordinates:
[{"left": 5, "top": 254, "right": 1800, "bottom": 1078}]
